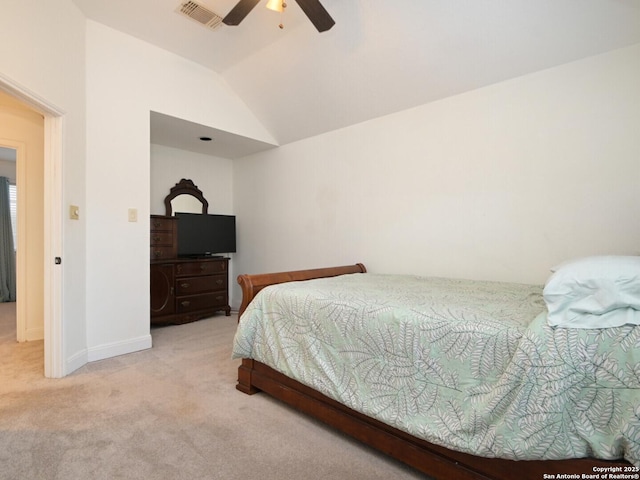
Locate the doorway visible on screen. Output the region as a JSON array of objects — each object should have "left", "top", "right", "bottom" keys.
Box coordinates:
[
  {"left": 0, "top": 102, "right": 44, "bottom": 347},
  {"left": 0, "top": 147, "right": 17, "bottom": 348},
  {"left": 0, "top": 75, "right": 63, "bottom": 378},
  {"left": 0, "top": 146, "right": 16, "bottom": 311}
]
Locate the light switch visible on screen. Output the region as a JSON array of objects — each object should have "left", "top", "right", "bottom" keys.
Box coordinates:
[
  {"left": 128, "top": 208, "right": 138, "bottom": 222},
  {"left": 70, "top": 205, "right": 79, "bottom": 220}
]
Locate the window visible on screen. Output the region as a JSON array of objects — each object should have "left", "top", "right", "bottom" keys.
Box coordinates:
[{"left": 9, "top": 183, "right": 17, "bottom": 250}]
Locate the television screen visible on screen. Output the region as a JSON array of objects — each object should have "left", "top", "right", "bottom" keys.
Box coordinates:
[{"left": 176, "top": 213, "right": 236, "bottom": 257}]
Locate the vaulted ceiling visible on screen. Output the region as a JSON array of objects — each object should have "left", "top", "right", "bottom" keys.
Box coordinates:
[{"left": 72, "top": 0, "right": 640, "bottom": 157}]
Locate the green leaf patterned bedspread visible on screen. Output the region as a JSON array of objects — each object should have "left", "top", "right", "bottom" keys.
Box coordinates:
[{"left": 232, "top": 273, "right": 640, "bottom": 466}]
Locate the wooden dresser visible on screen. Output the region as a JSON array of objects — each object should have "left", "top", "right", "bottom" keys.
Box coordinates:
[
  {"left": 150, "top": 215, "right": 177, "bottom": 261},
  {"left": 150, "top": 214, "right": 231, "bottom": 325}
]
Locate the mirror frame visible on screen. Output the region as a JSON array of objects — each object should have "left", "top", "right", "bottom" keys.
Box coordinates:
[{"left": 164, "top": 178, "right": 209, "bottom": 216}]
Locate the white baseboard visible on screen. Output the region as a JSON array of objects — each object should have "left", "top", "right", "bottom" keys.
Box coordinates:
[
  {"left": 25, "top": 327, "right": 44, "bottom": 342},
  {"left": 87, "top": 334, "right": 153, "bottom": 362},
  {"left": 65, "top": 348, "right": 88, "bottom": 376}
]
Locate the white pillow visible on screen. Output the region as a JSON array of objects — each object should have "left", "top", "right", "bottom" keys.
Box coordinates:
[{"left": 544, "top": 256, "right": 640, "bottom": 329}]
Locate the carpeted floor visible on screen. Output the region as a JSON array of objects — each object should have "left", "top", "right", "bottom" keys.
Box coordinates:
[{"left": 0, "top": 303, "right": 426, "bottom": 480}]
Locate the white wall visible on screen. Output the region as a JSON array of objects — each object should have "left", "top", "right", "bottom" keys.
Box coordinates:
[
  {"left": 85, "top": 22, "right": 274, "bottom": 359},
  {"left": 150, "top": 145, "right": 233, "bottom": 216},
  {"left": 0, "top": 0, "right": 87, "bottom": 375},
  {"left": 233, "top": 43, "right": 640, "bottom": 302}
]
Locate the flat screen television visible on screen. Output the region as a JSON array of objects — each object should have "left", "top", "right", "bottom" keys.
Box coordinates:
[{"left": 176, "top": 213, "right": 236, "bottom": 258}]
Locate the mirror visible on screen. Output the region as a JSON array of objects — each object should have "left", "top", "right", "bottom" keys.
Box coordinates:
[
  {"left": 164, "top": 179, "right": 208, "bottom": 216},
  {"left": 170, "top": 194, "right": 203, "bottom": 214}
]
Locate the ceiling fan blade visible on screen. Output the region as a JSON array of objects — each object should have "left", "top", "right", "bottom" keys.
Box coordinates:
[
  {"left": 294, "top": 0, "right": 335, "bottom": 32},
  {"left": 222, "top": 0, "right": 261, "bottom": 26}
]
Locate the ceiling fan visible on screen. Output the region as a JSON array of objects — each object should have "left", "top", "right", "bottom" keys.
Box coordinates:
[{"left": 223, "top": 0, "right": 335, "bottom": 32}]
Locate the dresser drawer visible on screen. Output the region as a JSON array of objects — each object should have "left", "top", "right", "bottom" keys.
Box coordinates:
[
  {"left": 150, "top": 231, "right": 174, "bottom": 246},
  {"left": 176, "top": 274, "right": 226, "bottom": 295},
  {"left": 175, "top": 259, "right": 227, "bottom": 277},
  {"left": 150, "top": 216, "right": 177, "bottom": 261},
  {"left": 151, "top": 216, "right": 174, "bottom": 231},
  {"left": 176, "top": 292, "right": 228, "bottom": 313},
  {"left": 150, "top": 246, "right": 175, "bottom": 261}
]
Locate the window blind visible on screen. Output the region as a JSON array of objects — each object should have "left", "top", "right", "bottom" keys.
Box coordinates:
[{"left": 9, "top": 184, "right": 17, "bottom": 250}]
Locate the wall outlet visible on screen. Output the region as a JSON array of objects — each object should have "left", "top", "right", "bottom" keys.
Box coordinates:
[
  {"left": 128, "top": 208, "right": 138, "bottom": 222},
  {"left": 69, "top": 205, "right": 79, "bottom": 220}
]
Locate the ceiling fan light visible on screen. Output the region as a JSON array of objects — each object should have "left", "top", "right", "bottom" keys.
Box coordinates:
[{"left": 265, "top": 0, "right": 284, "bottom": 13}]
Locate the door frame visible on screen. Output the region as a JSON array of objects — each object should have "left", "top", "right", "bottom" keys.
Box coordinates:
[{"left": 0, "top": 72, "right": 64, "bottom": 378}]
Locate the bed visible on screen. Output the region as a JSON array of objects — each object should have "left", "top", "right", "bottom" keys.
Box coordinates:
[{"left": 232, "top": 259, "right": 640, "bottom": 479}]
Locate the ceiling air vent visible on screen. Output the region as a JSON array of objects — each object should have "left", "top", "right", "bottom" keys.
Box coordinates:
[{"left": 177, "top": 1, "right": 224, "bottom": 30}]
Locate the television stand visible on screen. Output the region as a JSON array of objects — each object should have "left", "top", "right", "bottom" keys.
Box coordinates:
[
  {"left": 150, "top": 215, "right": 231, "bottom": 325},
  {"left": 151, "top": 256, "right": 231, "bottom": 325}
]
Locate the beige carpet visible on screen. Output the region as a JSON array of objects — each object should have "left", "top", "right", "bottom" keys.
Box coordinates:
[{"left": 0, "top": 303, "right": 426, "bottom": 480}]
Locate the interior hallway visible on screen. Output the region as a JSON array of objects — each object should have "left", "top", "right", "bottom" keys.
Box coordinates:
[{"left": 0, "top": 301, "right": 44, "bottom": 381}]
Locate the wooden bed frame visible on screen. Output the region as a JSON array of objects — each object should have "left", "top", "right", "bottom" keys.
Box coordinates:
[{"left": 235, "top": 263, "right": 631, "bottom": 480}]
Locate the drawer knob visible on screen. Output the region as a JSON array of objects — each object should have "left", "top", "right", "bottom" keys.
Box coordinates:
[
  {"left": 216, "top": 279, "right": 223, "bottom": 285},
  {"left": 181, "top": 282, "right": 190, "bottom": 289},
  {"left": 153, "top": 250, "right": 162, "bottom": 258},
  {"left": 181, "top": 300, "right": 191, "bottom": 307},
  {"left": 152, "top": 235, "right": 161, "bottom": 242}
]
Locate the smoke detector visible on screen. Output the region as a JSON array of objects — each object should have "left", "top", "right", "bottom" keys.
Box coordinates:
[{"left": 177, "top": 1, "right": 224, "bottom": 31}]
